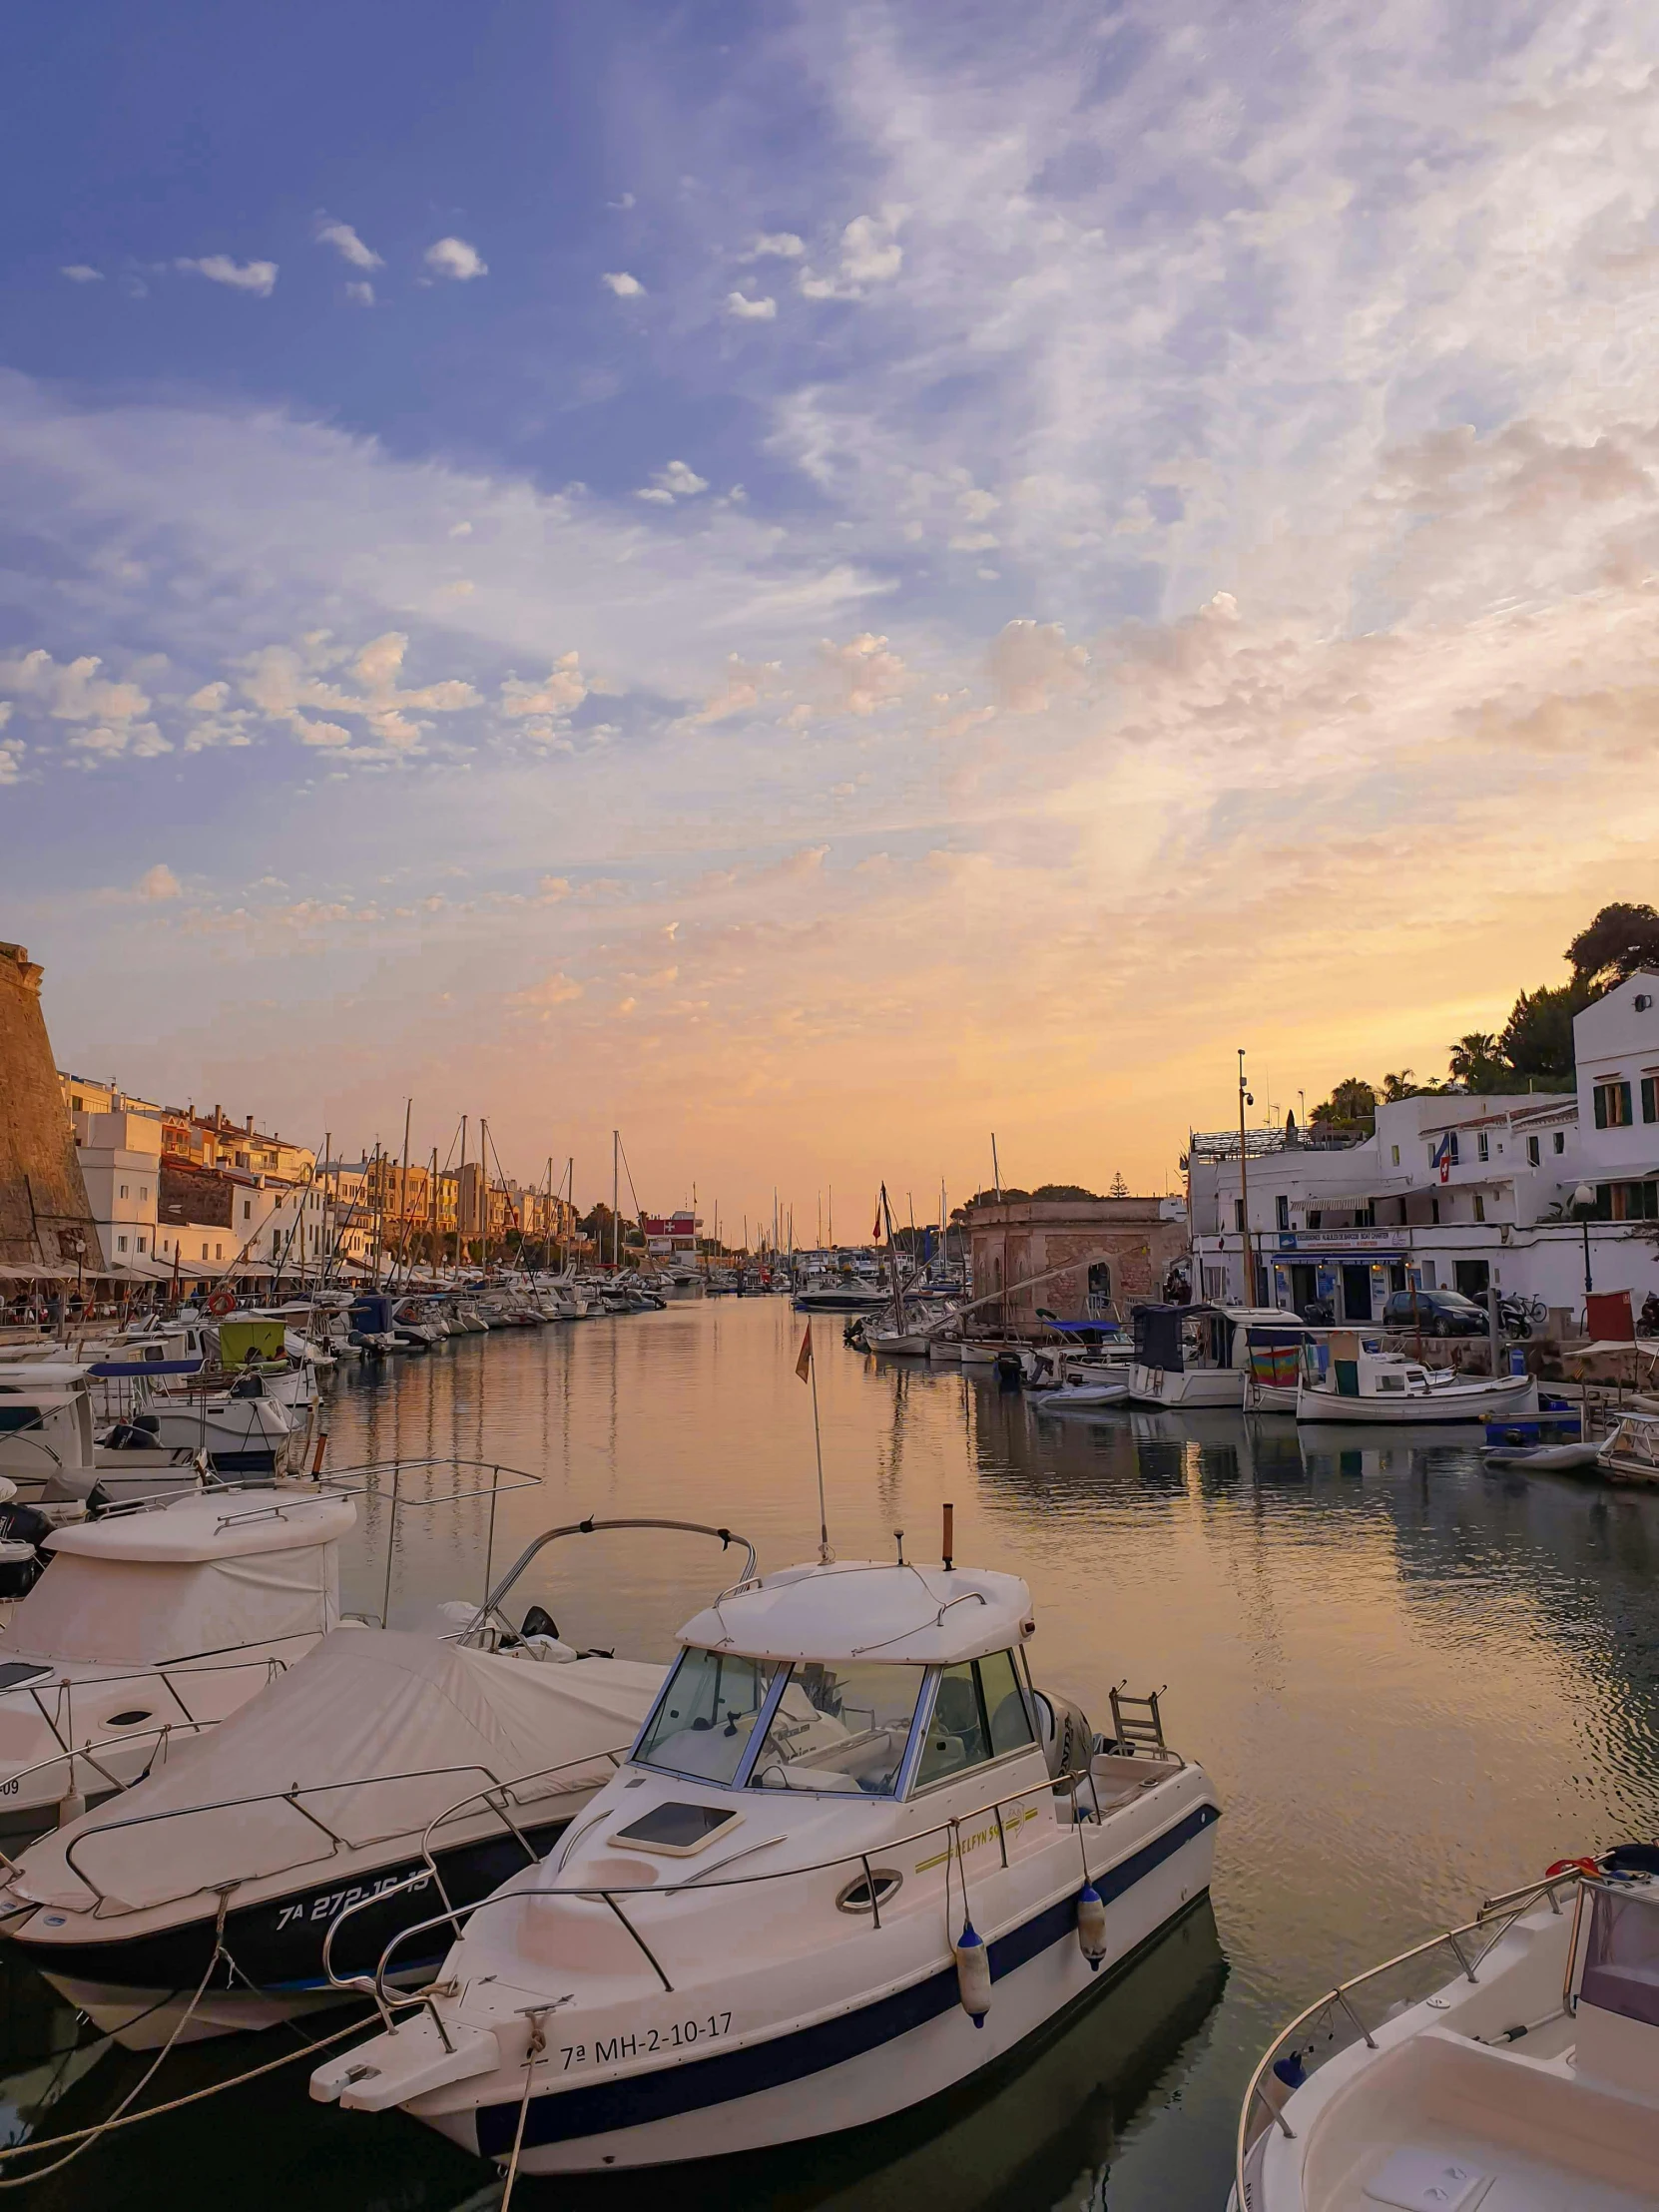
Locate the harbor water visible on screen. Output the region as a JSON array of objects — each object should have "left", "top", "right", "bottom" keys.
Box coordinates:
[{"left": 8, "top": 1295, "right": 1659, "bottom": 2207}]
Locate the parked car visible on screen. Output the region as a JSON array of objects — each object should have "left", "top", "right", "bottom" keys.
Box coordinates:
[
  {"left": 1381, "top": 1288, "right": 1488, "bottom": 1337},
  {"left": 1297, "top": 1298, "right": 1336, "bottom": 1326}
]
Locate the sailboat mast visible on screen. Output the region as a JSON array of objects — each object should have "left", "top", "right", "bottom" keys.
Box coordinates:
[
  {"left": 456, "top": 1115, "right": 467, "bottom": 1274},
  {"left": 612, "top": 1129, "right": 620, "bottom": 1271}
]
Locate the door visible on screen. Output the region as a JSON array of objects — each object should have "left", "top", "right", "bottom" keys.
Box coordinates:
[
  {"left": 1290, "top": 1264, "right": 1318, "bottom": 1314},
  {"left": 1341, "top": 1264, "right": 1373, "bottom": 1323},
  {"left": 1453, "top": 1260, "right": 1489, "bottom": 1301}
]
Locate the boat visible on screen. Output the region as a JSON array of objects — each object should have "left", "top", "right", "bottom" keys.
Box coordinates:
[
  {"left": 1482, "top": 1440, "right": 1604, "bottom": 1472},
  {"left": 0, "top": 1512, "right": 752, "bottom": 2046},
  {"left": 1295, "top": 1338, "right": 1539, "bottom": 1426},
  {"left": 1241, "top": 1324, "right": 1333, "bottom": 1415},
  {"left": 0, "top": 1486, "right": 356, "bottom": 1842},
  {"left": 1232, "top": 1849, "right": 1659, "bottom": 2212},
  {"left": 310, "top": 1532, "right": 1221, "bottom": 2175},
  {"left": 793, "top": 1282, "right": 889, "bottom": 1314},
  {"left": 1596, "top": 1405, "right": 1659, "bottom": 1484},
  {"left": 1027, "top": 1375, "right": 1130, "bottom": 1411},
  {"left": 0, "top": 1631, "right": 663, "bottom": 2047},
  {"left": 1130, "top": 1304, "right": 1300, "bottom": 1410}
]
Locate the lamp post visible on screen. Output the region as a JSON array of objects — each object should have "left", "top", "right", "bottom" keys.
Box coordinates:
[{"left": 1572, "top": 1181, "right": 1596, "bottom": 1309}]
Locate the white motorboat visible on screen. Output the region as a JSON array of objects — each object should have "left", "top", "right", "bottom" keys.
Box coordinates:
[
  {"left": 1233, "top": 1848, "right": 1659, "bottom": 2212},
  {"left": 1028, "top": 1378, "right": 1130, "bottom": 1411},
  {"left": 1597, "top": 1406, "right": 1659, "bottom": 1484},
  {"left": 1296, "top": 1340, "right": 1538, "bottom": 1426},
  {"left": 311, "top": 1538, "right": 1220, "bottom": 2175},
  {"left": 0, "top": 1368, "right": 205, "bottom": 1498},
  {"left": 121, "top": 1376, "right": 294, "bottom": 1475},
  {"left": 1, "top": 1630, "right": 664, "bottom": 2047},
  {"left": 1130, "top": 1305, "right": 1299, "bottom": 1410},
  {"left": 0, "top": 1486, "right": 355, "bottom": 1841}
]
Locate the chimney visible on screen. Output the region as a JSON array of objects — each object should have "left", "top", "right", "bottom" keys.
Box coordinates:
[
  {"left": 246, "top": 1113, "right": 254, "bottom": 1134},
  {"left": 214, "top": 1104, "right": 222, "bottom": 1128}
]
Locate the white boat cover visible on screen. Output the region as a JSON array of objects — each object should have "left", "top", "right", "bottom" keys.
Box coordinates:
[
  {"left": 679, "top": 1558, "right": 1035, "bottom": 1665},
  {"left": 1, "top": 1495, "right": 357, "bottom": 1667},
  {"left": 14, "top": 1630, "right": 665, "bottom": 1913}
]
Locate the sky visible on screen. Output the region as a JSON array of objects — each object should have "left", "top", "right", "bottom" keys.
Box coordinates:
[{"left": 4, "top": 0, "right": 1658, "bottom": 1228}]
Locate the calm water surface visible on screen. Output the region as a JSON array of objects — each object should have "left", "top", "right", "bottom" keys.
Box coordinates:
[{"left": 9, "top": 1298, "right": 1659, "bottom": 2208}]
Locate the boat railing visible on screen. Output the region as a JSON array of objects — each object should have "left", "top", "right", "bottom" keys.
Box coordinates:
[
  {"left": 451, "top": 1517, "right": 758, "bottom": 1652},
  {"left": 17, "top": 1650, "right": 300, "bottom": 1794},
  {"left": 50, "top": 1744, "right": 630, "bottom": 1919},
  {"left": 0, "top": 1713, "right": 243, "bottom": 1866},
  {"left": 1233, "top": 1865, "right": 1588, "bottom": 2209},
  {"left": 347, "top": 1745, "right": 1184, "bottom": 2028}
]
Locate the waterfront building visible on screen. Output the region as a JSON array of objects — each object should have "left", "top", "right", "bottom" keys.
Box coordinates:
[
  {"left": 1188, "top": 971, "right": 1659, "bottom": 1331},
  {"left": 964, "top": 1194, "right": 1188, "bottom": 1328}
]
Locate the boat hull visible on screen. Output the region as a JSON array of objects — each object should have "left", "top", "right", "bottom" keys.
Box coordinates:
[
  {"left": 433, "top": 1801, "right": 1217, "bottom": 2172},
  {"left": 1128, "top": 1364, "right": 1246, "bottom": 1408},
  {"left": 1297, "top": 1375, "right": 1538, "bottom": 1425},
  {"left": 18, "top": 1814, "right": 574, "bottom": 2050}
]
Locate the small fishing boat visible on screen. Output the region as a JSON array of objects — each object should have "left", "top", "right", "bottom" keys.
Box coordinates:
[
  {"left": 0, "top": 1486, "right": 356, "bottom": 1841},
  {"left": 1233, "top": 1849, "right": 1659, "bottom": 2212},
  {"left": 311, "top": 1522, "right": 1220, "bottom": 2175},
  {"left": 1296, "top": 1339, "right": 1538, "bottom": 1426},
  {"left": 1028, "top": 1377, "right": 1130, "bottom": 1411},
  {"left": 1596, "top": 1405, "right": 1659, "bottom": 1484}
]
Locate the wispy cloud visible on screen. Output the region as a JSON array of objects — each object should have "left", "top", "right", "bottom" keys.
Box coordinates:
[
  {"left": 314, "top": 218, "right": 382, "bottom": 271},
  {"left": 176, "top": 256, "right": 277, "bottom": 296}
]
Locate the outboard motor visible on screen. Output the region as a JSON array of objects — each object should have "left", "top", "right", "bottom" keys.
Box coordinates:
[
  {"left": 1032, "top": 1688, "right": 1095, "bottom": 1781},
  {"left": 0, "top": 1495, "right": 51, "bottom": 1599},
  {"left": 104, "top": 1413, "right": 161, "bottom": 1450},
  {"left": 994, "top": 1351, "right": 1023, "bottom": 1390}
]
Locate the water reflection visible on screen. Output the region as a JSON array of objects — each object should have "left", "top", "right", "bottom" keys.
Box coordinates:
[{"left": 1, "top": 1304, "right": 1656, "bottom": 2210}]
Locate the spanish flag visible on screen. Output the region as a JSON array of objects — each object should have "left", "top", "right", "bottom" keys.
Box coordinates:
[{"left": 795, "top": 1322, "right": 814, "bottom": 1382}]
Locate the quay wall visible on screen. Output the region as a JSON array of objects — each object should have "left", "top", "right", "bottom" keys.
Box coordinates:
[{"left": 0, "top": 942, "right": 96, "bottom": 1268}]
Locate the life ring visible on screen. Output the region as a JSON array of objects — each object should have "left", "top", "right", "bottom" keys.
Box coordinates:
[
  {"left": 1544, "top": 1856, "right": 1600, "bottom": 1880},
  {"left": 206, "top": 1289, "right": 237, "bottom": 1318}
]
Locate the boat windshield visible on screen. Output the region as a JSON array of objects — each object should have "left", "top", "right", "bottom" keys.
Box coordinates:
[
  {"left": 633, "top": 1647, "right": 776, "bottom": 1785},
  {"left": 749, "top": 1661, "right": 926, "bottom": 1796}
]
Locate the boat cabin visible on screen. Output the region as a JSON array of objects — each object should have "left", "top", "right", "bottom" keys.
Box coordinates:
[
  {"left": 1132, "top": 1304, "right": 1302, "bottom": 1376},
  {"left": 628, "top": 1560, "right": 1044, "bottom": 1806},
  {"left": 1309, "top": 1337, "right": 1437, "bottom": 1399},
  {"left": 0, "top": 1383, "right": 95, "bottom": 1480}
]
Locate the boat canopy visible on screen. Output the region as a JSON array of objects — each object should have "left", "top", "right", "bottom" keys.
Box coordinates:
[
  {"left": 676, "top": 1559, "right": 1034, "bottom": 1668},
  {"left": 13, "top": 1629, "right": 665, "bottom": 1914},
  {"left": 2, "top": 1494, "right": 358, "bottom": 1667},
  {"left": 1132, "top": 1303, "right": 1203, "bottom": 1371}
]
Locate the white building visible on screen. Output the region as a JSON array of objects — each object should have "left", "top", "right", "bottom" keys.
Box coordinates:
[
  {"left": 1188, "top": 972, "right": 1659, "bottom": 1332},
  {"left": 72, "top": 1109, "right": 162, "bottom": 1272}
]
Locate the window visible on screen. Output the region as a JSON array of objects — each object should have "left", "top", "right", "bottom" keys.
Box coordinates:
[
  {"left": 71, "top": 1095, "right": 83, "bottom": 1114},
  {"left": 977, "top": 1649, "right": 1036, "bottom": 1757},
  {"left": 1448, "top": 1132, "right": 1460, "bottom": 1165},
  {"left": 1595, "top": 1080, "right": 1634, "bottom": 1129},
  {"left": 1553, "top": 1131, "right": 1565, "bottom": 1155},
  {"left": 1473, "top": 1194, "right": 1485, "bottom": 1223},
  {"left": 140, "top": 1184, "right": 148, "bottom": 1200},
  {"left": 1430, "top": 1198, "right": 1440, "bottom": 1226},
  {"left": 1390, "top": 1145, "right": 1399, "bottom": 1166},
  {"left": 1596, "top": 1181, "right": 1659, "bottom": 1222},
  {"left": 117, "top": 1235, "right": 128, "bottom": 1253},
  {"left": 635, "top": 1647, "right": 776, "bottom": 1784},
  {"left": 1233, "top": 1199, "right": 1244, "bottom": 1231},
  {"left": 1476, "top": 1132, "right": 1489, "bottom": 1162},
  {"left": 243, "top": 1202, "right": 252, "bottom": 1221},
  {"left": 119, "top": 1183, "right": 129, "bottom": 1199},
  {"left": 1644, "top": 1076, "right": 1658, "bottom": 1125},
  {"left": 137, "top": 1237, "right": 147, "bottom": 1254},
  {"left": 912, "top": 1653, "right": 1038, "bottom": 1790},
  {"left": 1527, "top": 1134, "right": 1540, "bottom": 1166},
  {"left": 749, "top": 1661, "right": 927, "bottom": 1796},
  {"left": 214, "top": 1244, "right": 223, "bottom": 1261},
  {"left": 1307, "top": 1211, "right": 1322, "bottom": 1229},
  {"left": 200, "top": 1243, "right": 209, "bottom": 1261},
  {"left": 1276, "top": 1195, "right": 1290, "bottom": 1231}
]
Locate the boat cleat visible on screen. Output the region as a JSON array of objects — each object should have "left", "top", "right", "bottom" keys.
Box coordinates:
[{"left": 310, "top": 2010, "right": 499, "bottom": 2110}]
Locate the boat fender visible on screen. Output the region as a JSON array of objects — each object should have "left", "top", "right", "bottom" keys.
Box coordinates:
[
  {"left": 1544, "top": 1856, "right": 1600, "bottom": 1880},
  {"left": 1077, "top": 1883, "right": 1107, "bottom": 1970},
  {"left": 55, "top": 1787, "right": 85, "bottom": 1829},
  {"left": 954, "top": 1918, "right": 991, "bottom": 2026}
]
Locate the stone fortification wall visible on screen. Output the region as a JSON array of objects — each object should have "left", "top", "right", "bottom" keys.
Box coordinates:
[{"left": 0, "top": 943, "right": 96, "bottom": 1267}]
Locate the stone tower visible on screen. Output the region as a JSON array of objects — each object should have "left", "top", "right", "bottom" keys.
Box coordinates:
[{"left": 0, "top": 942, "right": 95, "bottom": 1268}]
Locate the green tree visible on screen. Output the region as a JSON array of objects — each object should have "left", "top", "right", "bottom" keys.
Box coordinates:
[
  {"left": 1311, "top": 1078, "right": 1377, "bottom": 1129},
  {"left": 1446, "top": 1032, "right": 1506, "bottom": 1092},
  {"left": 1030, "top": 1183, "right": 1100, "bottom": 1201},
  {"left": 1566, "top": 901, "right": 1659, "bottom": 993},
  {"left": 1497, "top": 985, "right": 1582, "bottom": 1087}
]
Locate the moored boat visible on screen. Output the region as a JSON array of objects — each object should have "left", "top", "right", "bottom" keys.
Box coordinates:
[
  {"left": 1296, "top": 1338, "right": 1538, "bottom": 1426},
  {"left": 311, "top": 1532, "right": 1221, "bottom": 2175}
]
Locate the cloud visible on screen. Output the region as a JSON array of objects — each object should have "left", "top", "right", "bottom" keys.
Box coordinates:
[
  {"left": 816, "top": 632, "right": 908, "bottom": 716},
  {"left": 500, "top": 653, "right": 588, "bottom": 718},
  {"left": 637, "top": 459, "right": 710, "bottom": 503},
  {"left": 511, "top": 970, "right": 584, "bottom": 1014},
  {"left": 60, "top": 266, "right": 102, "bottom": 283},
  {"left": 135, "top": 862, "right": 182, "bottom": 900},
  {"left": 743, "top": 234, "right": 805, "bottom": 261},
  {"left": 0, "top": 648, "right": 151, "bottom": 729},
  {"left": 177, "top": 257, "right": 277, "bottom": 296},
  {"left": 424, "top": 237, "right": 487, "bottom": 280},
  {"left": 601, "top": 271, "right": 644, "bottom": 296},
  {"left": 692, "top": 653, "right": 781, "bottom": 724},
  {"left": 726, "top": 291, "right": 778, "bottom": 320},
  {"left": 800, "top": 212, "right": 903, "bottom": 298},
  {"left": 986, "top": 621, "right": 1088, "bottom": 713},
  {"left": 344, "top": 281, "right": 375, "bottom": 307},
  {"left": 236, "top": 631, "right": 480, "bottom": 757},
  {"left": 314, "top": 218, "right": 382, "bottom": 272}
]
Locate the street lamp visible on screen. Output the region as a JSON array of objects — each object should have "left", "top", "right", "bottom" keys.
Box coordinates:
[{"left": 1571, "top": 1181, "right": 1597, "bottom": 1304}]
